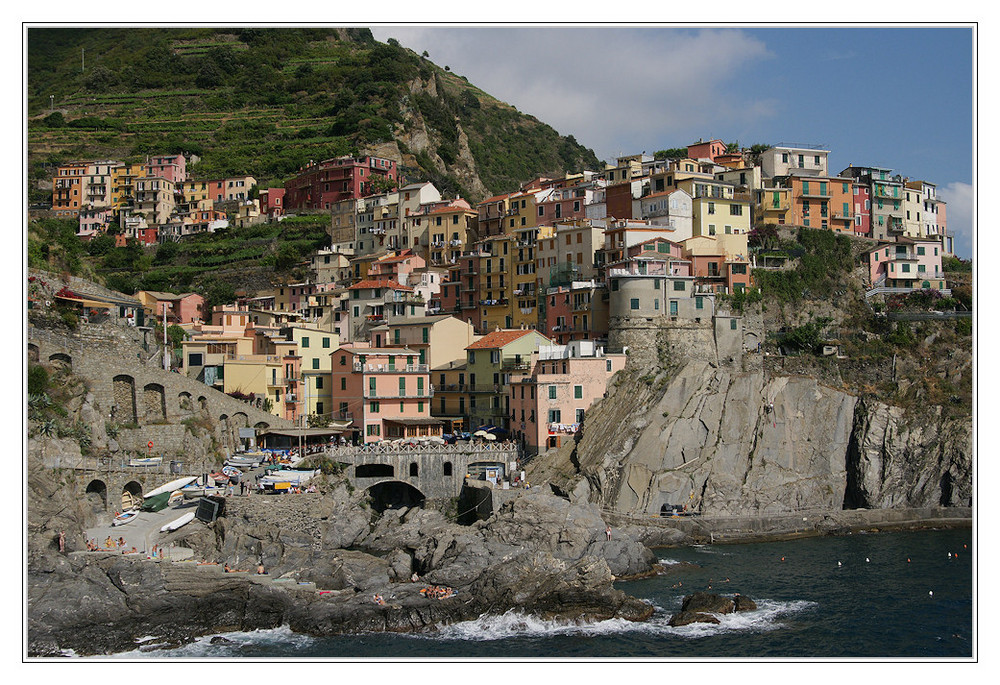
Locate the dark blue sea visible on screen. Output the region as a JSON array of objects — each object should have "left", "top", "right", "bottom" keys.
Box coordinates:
[{"left": 105, "top": 528, "right": 974, "bottom": 660}]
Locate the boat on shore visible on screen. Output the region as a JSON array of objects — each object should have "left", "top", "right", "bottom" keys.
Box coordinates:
[
  {"left": 128, "top": 457, "right": 162, "bottom": 467},
  {"left": 160, "top": 511, "right": 195, "bottom": 533},
  {"left": 112, "top": 510, "right": 139, "bottom": 526},
  {"left": 144, "top": 476, "right": 198, "bottom": 500},
  {"left": 225, "top": 454, "right": 263, "bottom": 468},
  {"left": 180, "top": 483, "right": 222, "bottom": 499}
]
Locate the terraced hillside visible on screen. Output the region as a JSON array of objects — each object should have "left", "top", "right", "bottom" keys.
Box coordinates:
[{"left": 27, "top": 27, "right": 601, "bottom": 204}]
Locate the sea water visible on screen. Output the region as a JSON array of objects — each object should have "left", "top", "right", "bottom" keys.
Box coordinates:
[{"left": 104, "top": 528, "right": 973, "bottom": 659}]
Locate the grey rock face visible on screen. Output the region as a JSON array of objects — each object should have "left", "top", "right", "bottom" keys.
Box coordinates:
[{"left": 556, "top": 362, "right": 971, "bottom": 517}]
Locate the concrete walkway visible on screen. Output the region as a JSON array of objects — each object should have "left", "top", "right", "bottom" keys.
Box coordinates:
[{"left": 84, "top": 500, "right": 201, "bottom": 558}]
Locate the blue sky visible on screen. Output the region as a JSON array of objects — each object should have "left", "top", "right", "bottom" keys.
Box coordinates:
[{"left": 370, "top": 26, "right": 975, "bottom": 258}]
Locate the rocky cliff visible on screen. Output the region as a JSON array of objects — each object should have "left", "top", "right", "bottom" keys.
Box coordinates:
[{"left": 530, "top": 359, "right": 972, "bottom": 517}]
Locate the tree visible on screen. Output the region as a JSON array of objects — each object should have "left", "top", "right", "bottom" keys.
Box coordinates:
[{"left": 749, "top": 224, "right": 779, "bottom": 251}]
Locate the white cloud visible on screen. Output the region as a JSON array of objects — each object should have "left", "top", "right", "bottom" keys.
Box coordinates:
[
  {"left": 372, "top": 27, "right": 774, "bottom": 162},
  {"left": 938, "top": 181, "right": 974, "bottom": 260}
]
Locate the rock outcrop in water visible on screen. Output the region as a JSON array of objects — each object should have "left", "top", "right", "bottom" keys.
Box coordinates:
[{"left": 668, "top": 591, "right": 757, "bottom": 627}]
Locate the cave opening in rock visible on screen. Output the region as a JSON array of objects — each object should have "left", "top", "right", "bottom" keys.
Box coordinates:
[{"left": 367, "top": 481, "right": 426, "bottom": 513}]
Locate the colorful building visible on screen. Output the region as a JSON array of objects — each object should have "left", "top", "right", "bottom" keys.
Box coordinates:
[
  {"left": 866, "top": 238, "right": 947, "bottom": 291},
  {"left": 464, "top": 329, "right": 551, "bottom": 432},
  {"left": 283, "top": 156, "right": 399, "bottom": 211},
  {"left": 330, "top": 345, "right": 439, "bottom": 443},
  {"left": 509, "top": 340, "right": 626, "bottom": 455}
]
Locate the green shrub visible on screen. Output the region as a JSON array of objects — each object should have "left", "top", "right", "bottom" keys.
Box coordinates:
[{"left": 28, "top": 365, "right": 49, "bottom": 395}]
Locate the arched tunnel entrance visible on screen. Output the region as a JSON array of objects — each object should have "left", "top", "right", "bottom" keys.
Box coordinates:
[{"left": 367, "top": 481, "right": 426, "bottom": 514}]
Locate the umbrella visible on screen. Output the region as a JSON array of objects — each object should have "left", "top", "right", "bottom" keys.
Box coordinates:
[
  {"left": 473, "top": 430, "right": 488, "bottom": 437},
  {"left": 484, "top": 433, "right": 497, "bottom": 441}
]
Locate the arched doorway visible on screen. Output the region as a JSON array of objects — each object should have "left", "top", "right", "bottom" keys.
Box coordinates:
[
  {"left": 366, "top": 481, "right": 426, "bottom": 513},
  {"left": 121, "top": 481, "right": 143, "bottom": 511},
  {"left": 85, "top": 479, "right": 107, "bottom": 511}
]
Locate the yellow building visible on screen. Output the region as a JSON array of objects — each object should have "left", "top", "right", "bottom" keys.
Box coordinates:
[
  {"left": 676, "top": 178, "right": 751, "bottom": 239},
  {"left": 286, "top": 325, "right": 338, "bottom": 421}
]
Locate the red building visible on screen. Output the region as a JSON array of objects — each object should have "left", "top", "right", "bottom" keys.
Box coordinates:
[
  {"left": 259, "top": 188, "right": 286, "bottom": 217},
  {"left": 283, "top": 156, "right": 400, "bottom": 211}
]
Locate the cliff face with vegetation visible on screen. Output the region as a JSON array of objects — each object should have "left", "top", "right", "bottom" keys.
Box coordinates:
[
  {"left": 529, "top": 229, "right": 973, "bottom": 517},
  {"left": 27, "top": 27, "right": 600, "bottom": 204}
]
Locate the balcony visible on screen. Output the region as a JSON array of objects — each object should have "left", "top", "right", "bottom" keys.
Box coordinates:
[
  {"left": 354, "top": 363, "right": 429, "bottom": 373},
  {"left": 363, "top": 388, "right": 435, "bottom": 400},
  {"left": 799, "top": 190, "right": 832, "bottom": 199},
  {"left": 284, "top": 393, "right": 297, "bottom": 403}
]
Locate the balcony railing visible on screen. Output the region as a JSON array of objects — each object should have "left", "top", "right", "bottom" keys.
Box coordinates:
[
  {"left": 354, "top": 363, "right": 429, "bottom": 373},
  {"left": 363, "top": 388, "right": 435, "bottom": 400}
]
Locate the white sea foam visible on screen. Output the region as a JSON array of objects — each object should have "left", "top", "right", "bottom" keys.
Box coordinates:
[
  {"left": 659, "top": 599, "right": 818, "bottom": 639},
  {"left": 95, "top": 625, "right": 316, "bottom": 658},
  {"left": 415, "top": 608, "right": 657, "bottom": 642},
  {"left": 416, "top": 598, "right": 817, "bottom": 644}
]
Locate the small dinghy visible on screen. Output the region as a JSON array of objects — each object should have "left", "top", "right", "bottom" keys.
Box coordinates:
[{"left": 113, "top": 509, "right": 139, "bottom": 526}]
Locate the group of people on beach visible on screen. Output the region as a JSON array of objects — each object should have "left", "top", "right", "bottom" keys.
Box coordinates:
[{"left": 85, "top": 536, "right": 140, "bottom": 555}]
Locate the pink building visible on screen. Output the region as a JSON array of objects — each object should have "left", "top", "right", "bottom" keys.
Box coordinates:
[
  {"left": 331, "top": 345, "right": 441, "bottom": 443},
  {"left": 140, "top": 291, "right": 205, "bottom": 325},
  {"left": 146, "top": 154, "right": 187, "bottom": 184},
  {"left": 509, "top": 341, "right": 626, "bottom": 455},
  {"left": 368, "top": 249, "right": 425, "bottom": 285},
  {"left": 853, "top": 183, "right": 871, "bottom": 237},
  {"left": 866, "top": 238, "right": 946, "bottom": 290},
  {"left": 77, "top": 208, "right": 115, "bottom": 240}
]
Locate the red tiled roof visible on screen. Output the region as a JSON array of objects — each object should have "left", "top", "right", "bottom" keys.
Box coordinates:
[
  {"left": 466, "top": 329, "right": 547, "bottom": 350},
  {"left": 348, "top": 279, "right": 413, "bottom": 291}
]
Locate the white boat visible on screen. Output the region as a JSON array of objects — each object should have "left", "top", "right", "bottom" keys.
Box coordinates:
[
  {"left": 180, "top": 484, "right": 222, "bottom": 499},
  {"left": 129, "top": 457, "right": 162, "bottom": 467},
  {"left": 113, "top": 510, "right": 139, "bottom": 526},
  {"left": 259, "top": 469, "right": 319, "bottom": 486},
  {"left": 144, "top": 476, "right": 198, "bottom": 500},
  {"left": 160, "top": 511, "right": 196, "bottom": 532},
  {"left": 225, "top": 455, "right": 262, "bottom": 468}
]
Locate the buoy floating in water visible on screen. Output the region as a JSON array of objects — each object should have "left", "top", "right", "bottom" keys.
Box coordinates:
[
  {"left": 866, "top": 557, "right": 870, "bottom": 563},
  {"left": 781, "top": 556, "right": 785, "bottom": 562},
  {"left": 929, "top": 591, "right": 934, "bottom": 596},
  {"left": 948, "top": 552, "right": 952, "bottom": 559},
  {"left": 907, "top": 558, "right": 911, "bottom": 563},
  {"left": 837, "top": 561, "right": 842, "bottom": 567}
]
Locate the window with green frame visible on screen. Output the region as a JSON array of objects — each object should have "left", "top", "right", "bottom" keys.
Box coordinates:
[
  {"left": 301, "top": 336, "right": 309, "bottom": 348},
  {"left": 549, "top": 385, "right": 557, "bottom": 399},
  {"left": 574, "top": 385, "right": 583, "bottom": 399}
]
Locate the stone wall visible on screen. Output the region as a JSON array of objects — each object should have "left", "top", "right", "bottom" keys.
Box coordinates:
[{"left": 29, "top": 325, "right": 291, "bottom": 461}]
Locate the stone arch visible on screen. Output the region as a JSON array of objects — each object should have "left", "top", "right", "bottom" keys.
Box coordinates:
[
  {"left": 121, "top": 481, "right": 143, "bottom": 511},
  {"left": 365, "top": 481, "right": 426, "bottom": 513},
  {"left": 143, "top": 383, "right": 166, "bottom": 422},
  {"left": 27, "top": 343, "right": 39, "bottom": 363},
  {"left": 85, "top": 479, "right": 107, "bottom": 510},
  {"left": 219, "top": 413, "right": 229, "bottom": 424},
  {"left": 233, "top": 412, "right": 249, "bottom": 428},
  {"left": 112, "top": 375, "right": 137, "bottom": 424},
  {"left": 409, "top": 462, "right": 419, "bottom": 477},
  {"left": 178, "top": 391, "right": 193, "bottom": 412},
  {"left": 49, "top": 352, "right": 72, "bottom": 370},
  {"left": 443, "top": 461, "right": 453, "bottom": 477},
  {"left": 197, "top": 396, "right": 208, "bottom": 412},
  {"left": 254, "top": 421, "right": 269, "bottom": 431}
]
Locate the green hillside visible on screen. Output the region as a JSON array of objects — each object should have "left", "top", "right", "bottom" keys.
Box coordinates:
[{"left": 27, "top": 27, "right": 602, "bottom": 203}]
